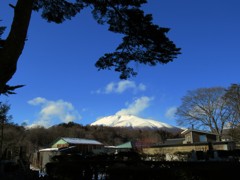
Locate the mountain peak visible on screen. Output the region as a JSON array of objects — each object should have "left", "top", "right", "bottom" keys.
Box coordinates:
[{"left": 91, "top": 114, "right": 181, "bottom": 133}]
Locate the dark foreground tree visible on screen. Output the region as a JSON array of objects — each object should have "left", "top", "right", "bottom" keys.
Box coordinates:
[
  {"left": 0, "top": 102, "right": 12, "bottom": 158},
  {"left": 175, "top": 87, "right": 233, "bottom": 139},
  {"left": 0, "top": 0, "right": 181, "bottom": 95}
]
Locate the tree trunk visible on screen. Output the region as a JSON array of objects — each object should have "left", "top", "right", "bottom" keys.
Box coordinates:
[
  {"left": 0, "top": 120, "right": 3, "bottom": 159},
  {"left": 0, "top": 0, "right": 33, "bottom": 93}
]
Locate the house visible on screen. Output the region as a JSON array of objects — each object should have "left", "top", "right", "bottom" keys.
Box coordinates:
[
  {"left": 181, "top": 129, "right": 219, "bottom": 144},
  {"left": 51, "top": 137, "right": 104, "bottom": 154},
  {"left": 31, "top": 137, "right": 104, "bottom": 172},
  {"left": 142, "top": 129, "right": 236, "bottom": 161}
]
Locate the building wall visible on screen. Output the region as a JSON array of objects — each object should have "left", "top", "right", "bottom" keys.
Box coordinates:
[
  {"left": 143, "top": 145, "right": 208, "bottom": 155},
  {"left": 184, "top": 133, "right": 192, "bottom": 144},
  {"left": 192, "top": 132, "right": 217, "bottom": 142},
  {"left": 39, "top": 151, "right": 59, "bottom": 171},
  {"left": 142, "top": 143, "right": 232, "bottom": 155},
  {"left": 73, "top": 144, "right": 103, "bottom": 153},
  {"left": 31, "top": 150, "right": 60, "bottom": 171},
  {"left": 183, "top": 131, "right": 218, "bottom": 144},
  {"left": 51, "top": 139, "right": 68, "bottom": 148}
]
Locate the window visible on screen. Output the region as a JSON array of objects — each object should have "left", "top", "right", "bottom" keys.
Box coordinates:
[{"left": 199, "top": 135, "right": 207, "bottom": 142}]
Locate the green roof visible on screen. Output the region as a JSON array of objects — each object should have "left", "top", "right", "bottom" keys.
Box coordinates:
[{"left": 115, "top": 141, "right": 133, "bottom": 149}]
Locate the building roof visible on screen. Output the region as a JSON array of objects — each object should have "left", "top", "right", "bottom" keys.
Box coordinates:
[
  {"left": 39, "top": 148, "right": 59, "bottom": 152},
  {"left": 181, "top": 129, "right": 218, "bottom": 136},
  {"left": 61, "top": 137, "right": 103, "bottom": 145},
  {"left": 115, "top": 141, "right": 133, "bottom": 149}
]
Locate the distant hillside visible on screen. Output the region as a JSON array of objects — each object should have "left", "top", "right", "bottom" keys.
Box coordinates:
[{"left": 91, "top": 115, "right": 182, "bottom": 133}]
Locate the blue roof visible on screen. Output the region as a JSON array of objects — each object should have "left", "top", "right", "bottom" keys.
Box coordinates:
[{"left": 62, "top": 138, "right": 103, "bottom": 145}]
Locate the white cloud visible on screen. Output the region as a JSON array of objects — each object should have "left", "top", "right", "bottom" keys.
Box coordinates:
[
  {"left": 95, "top": 80, "right": 146, "bottom": 94},
  {"left": 28, "top": 97, "right": 47, "bottom": 105},
  {"left": 105, "top": 82, "right": 115, "bottom": 93},
  {"left": 138, "top": 83, "right": 146, "bottom": 91},
  {"left": 116, "top": 96, "right": 154, "bottom": 116},
  {"left": 165, "top": 107, "right": 177, "bottom": 120},
  {"left": 27, "top": 97, "right": 82, "bottom": 128}
]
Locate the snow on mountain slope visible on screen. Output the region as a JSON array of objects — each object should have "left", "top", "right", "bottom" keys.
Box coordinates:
[{"left": 91, "top": 115, "right": 181, "bottom": 133}]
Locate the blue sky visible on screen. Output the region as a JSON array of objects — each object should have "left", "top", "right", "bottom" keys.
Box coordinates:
[{"left": 1, "top": 0, "right": 239, "bottom": 128}]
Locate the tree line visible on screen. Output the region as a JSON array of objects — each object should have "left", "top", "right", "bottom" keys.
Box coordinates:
[{"left": 0, "top": 118, "right": 178, "bottom": 160}]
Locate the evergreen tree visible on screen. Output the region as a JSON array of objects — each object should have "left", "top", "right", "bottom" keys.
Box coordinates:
[{"left": 0, "top": 0, "right": 180, "bottom": 94}]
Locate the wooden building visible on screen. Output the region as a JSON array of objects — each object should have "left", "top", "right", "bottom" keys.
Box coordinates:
[
  {"left": 181, "top": 129, "right": 219, "bottom": 144},
  {"left": 31, "top": 137, "right": 104, "bottom": 172},
  {"left": 51, "top": 137, "right": 104, "bottom": 153}
]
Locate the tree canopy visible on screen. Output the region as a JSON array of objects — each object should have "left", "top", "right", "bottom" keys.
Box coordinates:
[{"left": 0, "top": 0, "right": 181, "bottom": 95}]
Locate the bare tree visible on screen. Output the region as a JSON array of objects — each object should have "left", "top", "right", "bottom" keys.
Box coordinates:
[
  {"left": 223, "top": 84, "right": 240, "bottom": 141},
  {"left": 224, "top": 84, "right": 240, "bottom": 126},
  {"left": 175, "top": 87, "right": 233, "bottom": 139}
]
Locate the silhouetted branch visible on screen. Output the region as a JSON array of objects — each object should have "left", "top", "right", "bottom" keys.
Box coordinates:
[
  {"left": 1, "top": 84, "right": 25, "bottom": 96},
  {"left": 9, "top": 4, "right": 16, "bottom": 9}
]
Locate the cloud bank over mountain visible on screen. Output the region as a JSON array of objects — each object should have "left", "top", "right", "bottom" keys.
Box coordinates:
[{"left": 116, "top": 96, "right": 154, "bottom": 116}]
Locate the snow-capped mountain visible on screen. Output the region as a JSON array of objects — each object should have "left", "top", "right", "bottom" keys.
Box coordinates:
[{"left": 91, "top": 115, "right": 181, "bottom": 133}]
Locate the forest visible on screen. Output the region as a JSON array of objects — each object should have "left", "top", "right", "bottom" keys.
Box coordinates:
[{"left": 1, "top": 121, "right": 180, "bottom": 159}]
